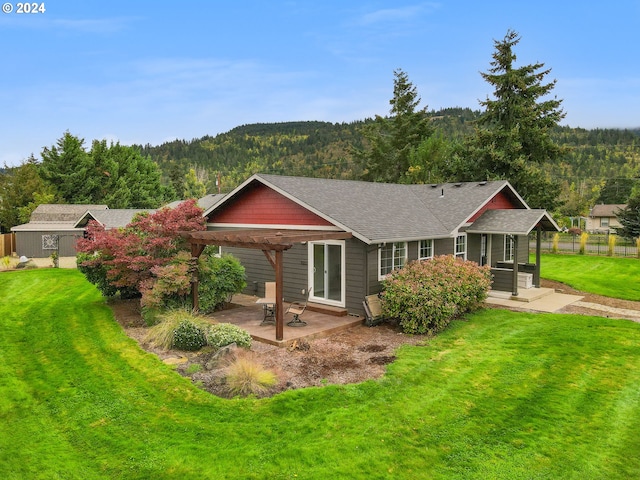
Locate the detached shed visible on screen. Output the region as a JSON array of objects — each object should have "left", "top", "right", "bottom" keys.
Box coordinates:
[{"left": 11, "top": 204, "right": 108, "bottom": 258}]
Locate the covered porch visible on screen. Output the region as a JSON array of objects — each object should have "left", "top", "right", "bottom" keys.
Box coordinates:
[{"left": 466, "top": 209, "right": 560, "bottom": 298}]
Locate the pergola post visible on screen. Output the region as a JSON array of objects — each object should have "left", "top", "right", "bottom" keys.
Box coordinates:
[
  {"left": 275, "top": 249, "right": 284, "bottom": 341},
  {"left": 535, "top": 226, "right": 542, "bottom": 288},
  {"left": 511, "top": 235, "right": 519, "bottom": 296}
]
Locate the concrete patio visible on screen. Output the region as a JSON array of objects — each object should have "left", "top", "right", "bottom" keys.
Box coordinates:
[{"left": 209, "top": 294, "right": 364, "bottom": 347}]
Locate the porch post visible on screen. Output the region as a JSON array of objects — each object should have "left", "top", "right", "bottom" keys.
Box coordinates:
[
  {"left": 511, "top": 235, "right": 519, "bottom": 296},
  {"left": 275, "top": 249, "right": 284, "bottom": 341},
  {"left": 535, "top": 226, "right": 542, "bottom": 288}
]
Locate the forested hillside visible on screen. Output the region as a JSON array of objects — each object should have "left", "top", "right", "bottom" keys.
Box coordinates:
[{"left": 137, "top": 109, "right": 640, "bottom": 217}]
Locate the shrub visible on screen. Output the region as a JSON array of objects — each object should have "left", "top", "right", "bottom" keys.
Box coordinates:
[
  {"left": 579, "top": 232, "right": 589, "bottom": 255},
  {"left": 145, "top": 309, "right": 209, "bottom": 350},
  {"left": 381, "top": 255, "right": 492, "bottom": 335},
  {"left": 607, "top": 234, "right": 616, "bottom": 256},
  {"left": 198, "top": 253, "right": 247, "bottom": 313},
  {"left": 225, "top": 352, "right": 277, "bottom": 397},
  {"left": 206, "top": 323, "right": 252, "bottom": 349},
  {"left": 551, "top": 233, "right": 559, "bottom": 254},
  {"left": 173, "top": 320, "right": 208, "bottom": 351}
]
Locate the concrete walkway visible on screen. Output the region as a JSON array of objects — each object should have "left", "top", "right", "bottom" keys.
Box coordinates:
[{"left": 486, "top": 288, "right": 584, "bottom": 313}]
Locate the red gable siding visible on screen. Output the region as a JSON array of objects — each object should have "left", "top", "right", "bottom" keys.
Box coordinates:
[
  {"left": 468, "top": 190, "right": 520, "bottom": 222},
  {"left": 208, "top": 183, "right": 333, "bottom": 226}
]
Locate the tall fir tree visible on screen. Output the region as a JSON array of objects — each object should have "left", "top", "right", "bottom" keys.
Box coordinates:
[
  {"left": 354, "top": 69, "right": 433, "bottom": 183},
  {"left": 460, "top": 30, "right": 567, "bottom": 209}
]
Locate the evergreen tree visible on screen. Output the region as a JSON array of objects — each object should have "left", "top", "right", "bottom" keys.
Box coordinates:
[
  {"left": 354, "top": 69, "right": 434, "bottom": 183},
  {"left": 0, "top": 156, "right": 55, "bottom": 231},
  {"left": 40, "top": 132, "right": 95, "bottom": 203},
  {"left": 40, "top": 133, "right": 172, "bottom": 208},
  {"left": 460, "top": 30, "right": 567, "bottom": 209},
  {"left": 617, "top": 191, "right": 640, "bottom": 239}
]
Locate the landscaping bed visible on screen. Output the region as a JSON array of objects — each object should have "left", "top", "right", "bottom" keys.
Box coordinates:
[{"left": 109, "top": 298, "right": 428, "bottom": 398}]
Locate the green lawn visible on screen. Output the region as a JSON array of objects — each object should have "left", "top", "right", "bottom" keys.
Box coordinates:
[
  {"left": 2, "top": 269, "right": 640, "bottom": 479},
  {"left": 538, "top": 253, "right": 640, "bottom": 300}
]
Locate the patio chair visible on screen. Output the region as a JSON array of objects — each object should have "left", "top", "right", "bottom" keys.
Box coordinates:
[
  {"left": 363, "top": 294, "right": 384, "bottom": 327},
  {"left": 258, "top": 282, "right": 276, "bottom": 325},
  {"left": 286, "top": 287, "right": 311, "bottom": 327}
]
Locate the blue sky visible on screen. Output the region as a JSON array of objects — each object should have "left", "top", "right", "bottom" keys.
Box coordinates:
[{"left": 2, "top": 1, "right": 639, "bottom": 166}]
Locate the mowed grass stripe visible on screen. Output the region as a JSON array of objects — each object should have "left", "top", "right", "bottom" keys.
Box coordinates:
[{"left": 2, "top": 269, "right": 640, "bottom": 479}]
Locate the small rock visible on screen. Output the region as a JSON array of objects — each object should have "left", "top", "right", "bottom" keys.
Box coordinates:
[{"left": 204, "top": 343, "right": 238, "bottom": 370}]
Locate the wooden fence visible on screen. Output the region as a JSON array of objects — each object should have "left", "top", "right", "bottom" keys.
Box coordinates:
[{"left": 0, "top": 233, "right": 16, "bottom": 257}]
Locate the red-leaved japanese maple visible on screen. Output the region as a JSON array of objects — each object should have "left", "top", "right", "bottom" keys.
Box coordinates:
[{"left": 76, "top": 199, "right": 205, "bottom": 292}]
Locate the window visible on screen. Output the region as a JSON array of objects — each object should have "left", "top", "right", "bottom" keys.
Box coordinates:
[
  {"left": 600, "top": 217, "right": 610, "bottom": 227},
  {"left": 379, "top": 242, "right": 407, "bottom": 278},
  {"left": 455, "top": 235, "right": 466, "bottom": 259},
  {"left": 419, "top": 239, "right": 433, "bottom": 260},
  {"left": 504, "top": 235, "right": 515, "bottom": 262}
]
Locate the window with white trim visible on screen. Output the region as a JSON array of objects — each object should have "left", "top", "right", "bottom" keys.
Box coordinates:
[
  {"left": 454, "top": 235, "right": 466, "bottom": 259},
  {"left": 419, "top": 239, "right": 433, "bottom": 260},
  {"left": 379, "top": 242, "right": 407, "bottom": 278},
  {"left": 504, "top": 235, "right": 515, "bottom": 262},
  {"left": 600, "top": 217, "right": 610, "bottom": 227}
]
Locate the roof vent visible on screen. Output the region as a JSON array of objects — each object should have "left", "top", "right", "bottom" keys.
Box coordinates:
[
  {"left": 454, "top": 183, "right": 462, "bottom": 187},
  {"left": 430, "top": 184, "right": 438, "bottom": 188},
  {"left": 478, "top": 181, "right": 487, "bottom": 186},
  {"left": 440, "top": 188, "right": 444, "bottom": 198}
]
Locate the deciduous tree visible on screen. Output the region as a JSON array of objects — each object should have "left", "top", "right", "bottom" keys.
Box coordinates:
[{"left": 76, "top": 199, "right": 205, "bottom": 295}]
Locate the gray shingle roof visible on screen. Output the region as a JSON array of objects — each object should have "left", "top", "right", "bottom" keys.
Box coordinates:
[
  {"left": 79, "top": 209, "right": 155, "bottom": 229},
  {"left": 590, "top": 204, "right": 626, "bottom": 217},
  {"left": 466, "top": 209, "right": 559, "bottom": 235},
  {"left": 222, "top": 174, "right": 528, "bottom": 243},
  {"left": 30, "top": 204, "right": 108, "bottom": 222}
]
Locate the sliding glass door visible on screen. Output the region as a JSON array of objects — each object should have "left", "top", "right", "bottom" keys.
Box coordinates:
[{"left": 309, "top": 240, "right": 345, "bottom": 306}]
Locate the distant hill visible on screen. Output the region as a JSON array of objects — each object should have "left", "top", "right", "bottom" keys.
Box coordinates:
[{"left": 136, "top": 108, "right": 640, "bottom": 209}]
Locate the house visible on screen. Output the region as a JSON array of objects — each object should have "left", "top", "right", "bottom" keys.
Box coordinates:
[
  {"left": 180, "top": 174, "right": 559, "bottom": 340},
  {"left": 11, "top": 204, "right": 109, "bottom": 258},
  {"left": 586, "top": 204, "right": 626, "bottom": 234}
]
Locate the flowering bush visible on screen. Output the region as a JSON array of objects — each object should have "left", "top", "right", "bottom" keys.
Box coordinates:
[
  {"left": 206, "top": 323, "right": 252, "bottom": 349},
  {"left": 381, "top": 255, "right": 492, "bottom": 335}
]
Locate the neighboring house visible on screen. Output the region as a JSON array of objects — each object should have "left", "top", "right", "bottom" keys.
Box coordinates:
[
  {"left": 586, "top": 204, "right": 626, "bottom": 234},
  {"left": 182, "top": 174, "right": 558, "bottom": 332},
  {"left": 11, "top": 204, "right": 108, "bottom": 258}
]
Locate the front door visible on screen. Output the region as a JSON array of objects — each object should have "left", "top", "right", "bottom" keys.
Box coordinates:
[{"left": 309, "top": 240, "right": 345, "bottom": 307}]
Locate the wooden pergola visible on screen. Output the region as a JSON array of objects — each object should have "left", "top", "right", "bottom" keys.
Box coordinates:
[{"left": 179, "top": 229, "right": 353, "bottom": 341}]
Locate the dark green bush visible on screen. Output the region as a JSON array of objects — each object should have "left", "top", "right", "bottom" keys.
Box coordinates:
[
  {"left": 198, "top": 254, "right": 247, "bottom": 313},
  {"left": 382, "top": 255, "right": 492, "bottom": 335},
  {"left": 172, "top": 319, "right": 207, "bottom": 351}
]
